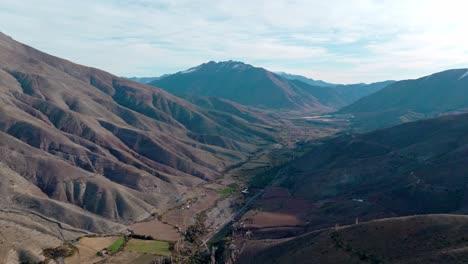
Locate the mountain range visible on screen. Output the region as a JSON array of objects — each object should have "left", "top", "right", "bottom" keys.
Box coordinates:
[
  {"left": 0, "top": 32, "right": 278, "bottom": 261},
  {"left": 276, "top": 72, "right": 336, "bottom": 87},
  {"left": 340, "top": 69, "right": 468, "bottom": 130},
  {"left": 1, "top": 30, "right": 468, "bottom": 264},
  {"left": 237, "top": 111, "right": 468, "bottom": 263},
  {"left": 149, "top": 61, "right": 394, "bottom": 111}
]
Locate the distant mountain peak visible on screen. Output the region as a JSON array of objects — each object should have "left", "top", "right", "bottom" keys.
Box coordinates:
[
  {"left": 179, "top": 65, "right": 203, "bottom": 74},
  {"left": 150, "top": 61, "right": 394, "bottom": 110},
  {"left": 181, "top": 60, "right": 254, "bottom": 74},
  {"left": 219, "top": 60, "right": 253, "bottom": 70},
  {"left": 150, "top": 60, "right": 335, "bottom": 110},
  {"left": 208, "top": 60, "right": 251, "bottom": 67}
]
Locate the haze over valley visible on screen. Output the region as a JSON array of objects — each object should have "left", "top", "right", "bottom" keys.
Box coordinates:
[{"left": 0, "top": 1, "right": 468, "bottom": 263}]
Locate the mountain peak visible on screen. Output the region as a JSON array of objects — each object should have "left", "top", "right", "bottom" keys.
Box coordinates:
[
  {"left": 207, "top": 60, "right": 251, "bottom": 66},
  {"left": 150, "top": 60, "right": 333, "bottom": 110},
  {"left": 185, "top": 60, "right": 255, "bottom": 73},
  {"left": 176, "top": 60, "right": 253, "bottom": 75}
]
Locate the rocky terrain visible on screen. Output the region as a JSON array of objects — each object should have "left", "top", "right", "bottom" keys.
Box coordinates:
[
  {"left": 231, "top": 111, "right": 468, "bottom": 263},
  {"left": 0, "top": 32, "right": 279, "bottom": 262},
  {"left": 150, "top": 61, "right": 386, "bottom": 111},
  {"left": 1, "top": 30, "right": 468, "bottom": 264}
]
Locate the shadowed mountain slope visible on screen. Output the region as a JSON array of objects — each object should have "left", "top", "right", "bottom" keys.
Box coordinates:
[
  {"left": 280, "top": 112, "right": 468, "bottom": 230},
  {"left": 339, "top": 69, "right": 468, "bottom": 130},
  {"left": 238, "top": 214, "right": 468, "bottom": 264},
  {"left": 151, "top": 61, "right": 394, "bottom": 111},
  {"left": 276, "top": 72, "right": 336, "bottom": 87},
  {"left": 151, "top": 61, "right": 351, "bottom": 111},
  {"left": 279, "top": 72, "right": 394, "bottom": 105}
]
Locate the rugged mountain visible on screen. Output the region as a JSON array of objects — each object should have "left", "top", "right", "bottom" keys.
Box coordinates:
[
  {"left": 279, "top": 72, "right": 394, "bottom": 105},
  {"left": 177, "top": 94, "right": 272, "bottom": 124},
  {"left": 278, "top": 112, "right": 468, "bottom": 230},
  {"left": 150, "top": 61, "right": 345, "bottom": 111},
  {"left": 151, "top": 62, "right": 394, "bottom": 111},
  {"left": 277, "top": 72, "right": 335, "bottom": 87},
  {"left": 238, "top": 214, "right": 468, "bottom": 264},
  {"left": 236, "top": 112, "right": 468, "bottom": 263},
  {"left": 0, "top": 31, "right": 275, "bottom": 252},
  {"left": 339, "top": 69, "right": 468, "bottom": 130},
  {"left": 284, "top": 79, "right": 393, "bottom": 109},
  {"left": 332, "top": 80, "right": 395, "bottom": 105}
]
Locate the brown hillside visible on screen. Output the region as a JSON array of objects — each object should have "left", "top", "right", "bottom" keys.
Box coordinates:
[{"left": 0, "top": 32, "right": 274, "bottom": 235}]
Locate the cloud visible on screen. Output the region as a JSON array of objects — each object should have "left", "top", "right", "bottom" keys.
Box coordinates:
[{"left": 0, "top": 0, "right": 467, "bottom": 83}]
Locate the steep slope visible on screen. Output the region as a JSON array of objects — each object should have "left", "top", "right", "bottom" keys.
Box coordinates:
[
  {"left": 277, "top": 72, "right": 335, "bottom": 87},
  {"left": 283, "top": 113, "right": 468, "bottom": 230},
  {"left": 279, "top": 72, "right": 394, "bottom": 105},
  {"left": 150, "top": 61, "right": 341, "bottom": 111},
  {"left": 238, "top": 112, "right": 468, "bottom": 261},
  {"left": 238, "top": 214, "right": 468, "bottom": 264},
  {"left": 339, "top": 69, "right": 468, "bottom": 130},
  {"left": 0, "top": 32, "right": 275, "bottom": 240},
  {"left": 332, "top": 80, "right": 395, "bottom": 104},
  {"left": 177, "top": 94, "right": 272, "bottom": 124}
]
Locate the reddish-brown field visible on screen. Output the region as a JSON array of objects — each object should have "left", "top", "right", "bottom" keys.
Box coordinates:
[
  {"left": 258, "top": 187, "right": 314, "bottom": 213},
  {"left": 237, "top": 187, "right": 318, "bottom": 240},
  {"left": 244, "top": 211, "right": 303, "bottom": 228},
  {"left": 242, "top": 187, "right": 314, "bottom": 231}
]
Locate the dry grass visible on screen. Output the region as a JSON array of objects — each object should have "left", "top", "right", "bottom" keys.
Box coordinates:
[
  {"left": 128, "top": 220, "right": 180, "bottom": 242},
  {"left": 65, "top": 236, "right": 120, "bottom": 264}
]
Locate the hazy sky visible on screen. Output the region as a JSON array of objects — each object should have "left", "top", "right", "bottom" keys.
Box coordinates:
[{"left": 1, "top": 0, "right": 467, "bottom": 83}]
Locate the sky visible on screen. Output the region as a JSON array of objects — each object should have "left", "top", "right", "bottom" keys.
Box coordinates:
[{"left": 1, "top": 0, "right": 468, "bottom": 84}]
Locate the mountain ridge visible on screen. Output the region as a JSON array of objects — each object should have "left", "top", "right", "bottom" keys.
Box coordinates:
[
  {"left": 150, "top": 61, "right": 395, "bottom": 111},
  {"left": 339, "top": 68, "right": 468, "bottom": 130},
  {"left": 150, "top": 60, "right": 332, "bottom": 111},
  {"left": 0, "top": 32, "right": 276, "bottom": 242}
]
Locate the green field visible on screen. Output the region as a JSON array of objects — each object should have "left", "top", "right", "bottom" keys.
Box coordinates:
[
  {"left": 108, "top": 237, "right": 125, "bottom": 253},
  {"left": 124, "top": 239, "right": 171, "bottom": 256},
  {"left": 217, "top": 187, "right": 235, "bottom": 196}
]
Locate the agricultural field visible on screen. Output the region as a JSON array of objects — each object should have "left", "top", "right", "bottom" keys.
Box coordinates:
[
  {"left": 124, "top": 239, "right": 171, "bottom": 256},
  {"left": 108, "top": 237, "right": 125, "bottom": 253},
  {"left": 65, "top": 236, "right": 172, "bottom": 263},
  {"left": 217, "top": 186, "right": 236, "bottom": 196},
  {"left": 129, "top": 219, "right": 180, "bottom": 242},
  {"left": 65, "top": 236, "right": 120, "bottom": 264}
]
